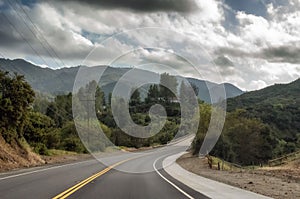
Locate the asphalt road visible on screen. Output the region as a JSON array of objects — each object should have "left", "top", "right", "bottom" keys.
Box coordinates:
[{"left": 0, "top": 137, "right": 208, "bottom": 199}]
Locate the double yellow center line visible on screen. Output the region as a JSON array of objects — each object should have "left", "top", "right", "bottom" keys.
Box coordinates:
[{"left": 52, "top": 157, "right": 136, "bottom": 199}]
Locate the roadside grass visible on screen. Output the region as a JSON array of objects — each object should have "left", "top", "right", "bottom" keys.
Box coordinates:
[
  {"left": 268, "top": 150, "right": 300, "bottom": 167},
  {"left": 210, "top": 156, "right": 233, "bottom": 171},
  {"left": 210, "top": 152, "right": 300, "bottom": 172},
  {"left": 47, "top": 149, "right": 77, "bottom": 156},
  {"left": 18, "top": 137, "right": 32, "bottom": 151}
]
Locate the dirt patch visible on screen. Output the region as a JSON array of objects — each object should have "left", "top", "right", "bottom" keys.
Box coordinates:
[
  {"left": 177, "top": 152, "right": 300, "bottom": 199},
  {"left": 0, "top": 135, "right": 92, "bottom": 173},
  {"left": 0, "top": 136, "right": 44, "bottom": 172},
  {"left": 41, "top": 153, "right": 92, "bottom": 165}
]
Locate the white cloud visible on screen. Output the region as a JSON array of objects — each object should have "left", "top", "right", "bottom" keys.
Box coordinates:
[
  {"left": 1, "top": 0, "right": 299, "bottom": 90},
  {"left": 249, "top": 80, "right": 267, "bottom": 90}
]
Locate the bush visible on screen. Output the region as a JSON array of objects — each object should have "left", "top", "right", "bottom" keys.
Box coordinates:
[{"left": 33, "top": 143, "right": 49, "bottom": 155}]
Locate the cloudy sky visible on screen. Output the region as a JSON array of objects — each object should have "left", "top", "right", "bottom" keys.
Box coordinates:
[{"left": 0, "top": 0, "right": 299, "bottom": 91}]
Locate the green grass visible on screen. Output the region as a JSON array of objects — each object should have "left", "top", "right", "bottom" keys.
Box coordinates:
[
  {"left": 210, "top": 156, "right": 234, "bottom": 171},
  {"left": 47, "top": 149, "right": 77, "bottom": 156}
]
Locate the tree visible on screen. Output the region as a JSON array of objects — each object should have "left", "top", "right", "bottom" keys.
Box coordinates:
[
  {"left": 0, "top": 71, "right": 35, "bottom": 141},
  {"left": 46, "top": 93, "right": 73, "bottom": 128},
  {"left": 33, "top": 92, "right": 51, "bottom": 114},
  {"left": 145, "top": 84, "right": 160, "bottom": 103},
  {"left": 212, "top": 110, "right": 276, "bottom": 165},
  {"left": 24, "top": 112, "right": 59, "bottom": 154},
  {"left": 130, "top": 88, "right": 141, "bottom": 106},
  {"left": 160, "top": 73, "right": 178, "bottom": 102},
  {"left": 191, "top": 83, "right": 199, "bottom": 96},
  {"left": 60, "top": 122, "right": 87, "bottom": 153},
  {"left": 46, "top": 102, "right": 62, "bottom": 127},
  {"left": 95, "top": 85, "right": 105, "bottom": 113},
  {"left": 192, "top": 103, "right": 211, "bottom": 155}
]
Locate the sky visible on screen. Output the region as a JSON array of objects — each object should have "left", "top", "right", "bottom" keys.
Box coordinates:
[{"left": 0, "top": 0, "right": 299, "bottom": 91}]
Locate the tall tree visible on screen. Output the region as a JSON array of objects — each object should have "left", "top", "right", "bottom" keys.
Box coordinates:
[
  {"left": 0, "top": 71, "right": 35, "bottom": 141},
  {"left": 145, "top": 84, "right": 160, "bottom": 103},
  {"left": 159, "top": 73, "right": 178, "bottom": 102},
  {"left": 130, "top": 88, "right": 141, "bottom": 106}
]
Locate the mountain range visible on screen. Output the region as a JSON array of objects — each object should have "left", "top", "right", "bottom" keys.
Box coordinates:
[{"left": 0, "top": 58, "right": 244, "bottom": 103}]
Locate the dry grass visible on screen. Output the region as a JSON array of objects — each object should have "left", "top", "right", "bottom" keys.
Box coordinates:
[
  {"left": 0, "top": 135, "right": 44, "bottom": 172},
  {"left": 177, "top": 152, "right": 300, "bottom": 199}
]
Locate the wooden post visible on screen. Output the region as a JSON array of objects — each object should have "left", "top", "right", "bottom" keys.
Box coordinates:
[{"left": 207, "top": 155, "right": 212, "bottom": 169}]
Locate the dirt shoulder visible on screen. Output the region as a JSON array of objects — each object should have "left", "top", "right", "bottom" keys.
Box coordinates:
[
  {"left": 177, "top": 152, "right": 300, "bottom": 199},
  {"left": 41, "top": 153, "right": 92, "bottom": 165},
  {"left": 0, "top": 147, "right": 92, "bottom": 173},
  {"left": 0, "top": 153, "right": 92, "bottom": 173}
]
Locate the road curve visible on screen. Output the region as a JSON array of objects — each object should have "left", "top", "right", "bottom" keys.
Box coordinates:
[{"left": 0, "top": 136, "right": 208, "bottom": 199}]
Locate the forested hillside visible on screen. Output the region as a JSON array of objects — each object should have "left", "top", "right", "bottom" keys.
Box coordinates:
[
  {"left": 0, "top": 70, "right": 87, "bottom": 161},
  {"left": 1, "top": 62, "right": 298, "bottom": 168},
  {"left": 0, "top": 70, "right": 192, "bottom": 160},
  {"left": 193, "top": 78, "right": 300, "bottom": 165},
  {"left": 0, "top": 58, "right": 244, "bottom": 103},
  {"left": 227, "top": 79, "right": 300, "bottom": 149}
]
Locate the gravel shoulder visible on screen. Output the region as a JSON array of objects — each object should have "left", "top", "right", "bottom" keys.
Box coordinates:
[{"left": 177, "top": 152, "right": 300, "bottom": 199}]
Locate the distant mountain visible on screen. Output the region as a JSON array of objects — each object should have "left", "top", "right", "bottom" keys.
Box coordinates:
[
  {"left": 186, "top": 78, "right": 244, "bottom": 103},
  {"left": 227, "top": 78, "right": 300, "bottom": 142},
  {"left": 0, "top": 58, "right": 78, "bottom": 94},
  {"left": 0, "top": 58, "right": 244, "bottom": 103}
]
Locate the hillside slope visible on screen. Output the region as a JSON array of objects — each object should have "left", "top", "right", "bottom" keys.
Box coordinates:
[
  {"left": 227, "top": 78, "right": 300, "bottom": 143},
  {"left": 0, "top": 136, "right": 44, "bottom": 172}
]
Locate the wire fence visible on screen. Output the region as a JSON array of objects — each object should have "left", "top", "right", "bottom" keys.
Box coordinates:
[{"left": 268, "top": 150, "right": 300, "bottom": 167}]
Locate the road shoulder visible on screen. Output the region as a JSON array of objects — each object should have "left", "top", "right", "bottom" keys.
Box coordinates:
[{"left": 163, "top": 152, "right": 272, "bottom": 199}]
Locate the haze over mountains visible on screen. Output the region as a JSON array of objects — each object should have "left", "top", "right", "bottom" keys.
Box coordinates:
[{"left": 0, "top": 58, "right": 244, "bottom": 103}]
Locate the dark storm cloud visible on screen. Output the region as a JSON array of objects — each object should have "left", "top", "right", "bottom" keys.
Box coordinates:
[
  {"left": 211, "top": 55, "right": 236, "bottom": 76},
  {"left": 261, "top": 45, "right": 300, "bottom": 64},
  {"left": 0, "top": 10, "right": 93, "bottom": 62},
  {"left": 213, "top": 55, "right": 234, "bottom": 67},
  {"left": 216, "top": 44, "right": 300, "bottom": 64},
  {"left": 0, "top": 13, "right": 31, "bottom": 46},
  {"left": 61, "top": 0, "right": 199, "bottom": 13},
  {"left": 215, "top": 47, "right": 249, "bottom": 58}
]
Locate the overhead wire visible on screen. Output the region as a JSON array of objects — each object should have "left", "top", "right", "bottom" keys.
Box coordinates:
[
  {"left": 1, "top": 12, "right": 50, "bottom": 68},
  {"left": 6, "top": 0, "right": 61, "bottom": 68},
  {"left": 1, "top": 1, "right": 74, "bottom": 92},
  {"left": 0, "top": 1, "right": 96, "bottom": 124},
  {"left": 13, "top": 0, "right": 67, "bottom": 67}
]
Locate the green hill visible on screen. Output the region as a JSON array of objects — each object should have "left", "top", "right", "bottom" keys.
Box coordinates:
[{"left": 227, "top": 78, "right": 300, "bottom": 144}]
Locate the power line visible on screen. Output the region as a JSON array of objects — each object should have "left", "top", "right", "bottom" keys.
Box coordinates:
[
  {"left": 0, "top": 5, "right": 70, "bottom": 91},
  {"left": 0, "top": 52, "right": 73, "bottom": 121},
  {"left": 1, "top": 51, "right": 96, "bottom": 144},
  {"left": 0, "top": 2, "right": 97, "bottom": 126},
  {"left": 14, "top": 0, "right": 67, "bottom": 67},
  {"left": 6, "top": 0, "right": 61, "bottom": 68},
  {"left": 1, "top": 12, "right": 50, "bottom": 68}
]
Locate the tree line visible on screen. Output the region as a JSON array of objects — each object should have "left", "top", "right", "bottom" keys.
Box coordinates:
[{"left": 1, "top": 69, "right": 298, "bottom": 166}]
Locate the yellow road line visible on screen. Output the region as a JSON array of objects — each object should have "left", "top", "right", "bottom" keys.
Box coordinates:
[{"left": 52, "top": 157, "right": 136, "bottom": 199}]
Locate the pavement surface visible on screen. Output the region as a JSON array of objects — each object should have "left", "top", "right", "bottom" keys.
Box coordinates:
[
  {"left": 0, "top": 135, "right": 271, "bottom": 199},
  {"left": 0, "top": 136, "right": 205, "bottom": 199}
]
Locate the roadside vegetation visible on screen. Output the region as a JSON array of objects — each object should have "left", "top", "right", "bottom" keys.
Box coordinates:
[{"left": 0, "top": 69, "right": 299, "bottom": 168}]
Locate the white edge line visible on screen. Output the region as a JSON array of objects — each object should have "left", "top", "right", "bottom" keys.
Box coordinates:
[
  {"left": 153, "top": 155, "right": 194, "bottom": 199},
  {"left": 0, "top": 159, "right": 94, "bottom": 181}
]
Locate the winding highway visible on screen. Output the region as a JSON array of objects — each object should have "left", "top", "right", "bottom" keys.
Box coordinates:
[{"left": 0, "top": 137, "right": 208, "bottom": 199}]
